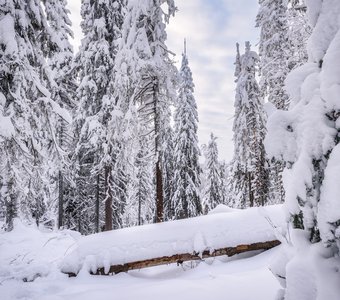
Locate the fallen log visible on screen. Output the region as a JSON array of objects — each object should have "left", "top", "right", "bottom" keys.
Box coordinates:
[
  {"left": 61, "top": 206, "right": 285, "bottom": 277},
  {"left": 66, "top": 239, "right": 280, "bottom": 277}
]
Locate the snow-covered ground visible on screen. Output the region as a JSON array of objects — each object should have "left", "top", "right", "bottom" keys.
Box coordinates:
[
  {"left": 1, "top": 246, "right": 281, "bottom": 300},
  {"left": 0, "top": 206, "right": 284, "bottom": 300}
]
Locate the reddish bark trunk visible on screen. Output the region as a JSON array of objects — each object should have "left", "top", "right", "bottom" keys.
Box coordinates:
[{"left": 104, "top": 166, "right": 112, "bottom": 231}]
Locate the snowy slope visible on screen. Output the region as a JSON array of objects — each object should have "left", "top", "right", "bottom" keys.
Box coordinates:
[{"left": 61, "top": 205, "right": 285, "bottom": 275}]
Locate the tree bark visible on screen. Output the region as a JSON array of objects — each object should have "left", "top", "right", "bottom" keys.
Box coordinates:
[
  {"left": 5, "top": 177, "right": 16, "bottom": 231},
  {"left": 95, "top": 173, "right": 100, "bottom": 233},
  {"left": 138, "top": 187, "right": 142, "bottom": 226},
  {"left": 153, "top": 78, "right": 163, "bottom": 223},
  {"left": 156, "top": 160, "right": 163, "bottom": 223},
  {"left": 105, "top": 166, "right": 113, "bottom": 231},
  {"left": 58, "top": 170, "right": 64, "bottom": 229},
  {"left": 248, "top": 172, "right": 254, "bottom": 207},
  {"left": 65, "top": 240, "right": 281, "bottom": 277}
]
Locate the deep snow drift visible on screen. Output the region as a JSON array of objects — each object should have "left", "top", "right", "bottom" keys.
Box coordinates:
[{"left": 0, "top": 205, "right": 284, "bottom": 300}]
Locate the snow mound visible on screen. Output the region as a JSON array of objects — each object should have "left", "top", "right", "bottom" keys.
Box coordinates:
[
  {"left": 282, "top": 229, "right": 340, "bottom": 300},
  {"left": 60, "top": 205, "right": 285, "bottom": 275},
  {"left": 208, "top": 204, "right": 239, "bottom": 215},
  {"left": 0, "top": 219, "right": 80, "bottom": 282}
]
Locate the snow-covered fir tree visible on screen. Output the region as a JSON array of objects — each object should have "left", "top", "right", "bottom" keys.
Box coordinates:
[
  {"left": 172, "top": 48, "right": 202, "bottom": 219},
  {"left": 229, "top": 42, "right": 267, "bottom": 208},
  {"left": 286, "top": 0, "right": 311, "bottom": 71},
  {"left": 266, "top": 0, "right": 340, "bottom": 297},
  {"left": 256, "top": 0, "right": 292, "bottom": 206},
  {"left": 202, "top": 133, "right": 223, "bottom": 213},
  {"left": 256, "top": 0, "right": 290, "bottom": 110},
  {"left": 42, "top": 0, "right": 75, "bottom": 229},
  {"left": 43, "top": 0, "right": 74, "bottom": 94},
  {"left": 0, "top": 0, "right": 70, "bottom": 230},
  {"left": 119, "top": 0, "right": 177, "bottom": 222},
  {"left": 72, "top": 0, "right": 126, "bottom": 233}
]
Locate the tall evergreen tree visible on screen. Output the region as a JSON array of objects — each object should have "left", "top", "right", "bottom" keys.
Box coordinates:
[
  {"left": 0, "top": 0, "right": 68, "bottom": 229},
  {"left": 172, "top": 47, "right": 202, "bottom": 219},
  {"left": 72, "top": 0, "right": 126, "bottom": 233},
  {"left": 256, "top": 0, "right": 290, "bottom": 110},
  {"left": 229, "top": 42, "right": 267, "bottom": 208},
  {"left": 256, "top": 0, "right": 291, "bottom": 205},
  {"left": 119, "top": 0, "right": 177, "bottom": 223},
  {"left": 202, "top": 134, "right": 222, "bottom": 213},
  {"left": 265, "top": 0, "right": 310, "bottom": 206},
  {"left": 42, "top": 0, "right": 75, "bottom": 229}
]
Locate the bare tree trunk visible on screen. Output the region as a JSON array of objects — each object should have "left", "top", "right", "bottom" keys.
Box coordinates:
[
  {"left": 105, "top": 166, "right": 113, "bottom": 231},
  {"left": 156, "top": 160, "right": 163, "bottom": 223},
  {"left": 78, "top": 218, "right": 81, "bottom": 233},
  {"left": 248, "top": 172, "right": 254, "bottom": 207},
  {"left": 58, "top": 118, "right": 65, "bottom": 229},
  {"left": 4, "top": 153, "right": 16, "bottom": 232},
  {"left": 5, "top": 177, "right": 16, "bottom": 231},
  {"left": 138, "top": 188, "right": 141, "bottom": 226},
  {"left": 95, "top": 173, "right": 100, "bottom": 233},
  {"left": 153, "top": 78, "right": 164, "bottom": 223},
  {"left": 58, "top": 170, "right": 64, "bottom": 229}
]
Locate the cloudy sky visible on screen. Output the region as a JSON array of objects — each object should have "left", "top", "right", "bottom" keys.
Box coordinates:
[{"left": 67, "top": 0, "right": 259, "bottom": 162}]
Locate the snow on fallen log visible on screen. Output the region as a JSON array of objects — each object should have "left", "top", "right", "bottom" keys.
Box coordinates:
[{"left": 60, "top": 205, "right": 285, "bottom": 276}]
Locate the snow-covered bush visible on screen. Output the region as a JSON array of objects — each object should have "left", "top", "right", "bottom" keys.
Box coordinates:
[{"left": 266, "top": 0, "right": 340, "bottom": 298}]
